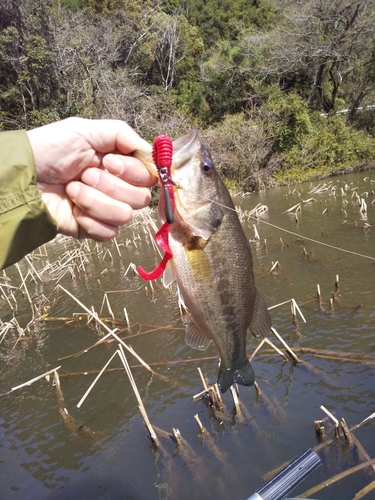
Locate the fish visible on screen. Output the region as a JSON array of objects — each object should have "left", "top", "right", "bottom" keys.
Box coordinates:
[{"left": 139, "top": 130, "right": 271, "bottom": 393}]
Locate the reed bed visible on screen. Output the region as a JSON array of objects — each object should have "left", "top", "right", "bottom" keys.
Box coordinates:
[{"left": 1, "top": 197, "right": 374, "bottom": 498}]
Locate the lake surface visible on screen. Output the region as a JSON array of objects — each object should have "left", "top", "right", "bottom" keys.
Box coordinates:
[{"left": 1, "top": 171, "right": 375, "bottom": 500}]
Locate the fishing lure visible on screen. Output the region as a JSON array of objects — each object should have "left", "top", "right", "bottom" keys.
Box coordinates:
[{"left": 138, "top": 135, "right": 175, "bottom": 281}]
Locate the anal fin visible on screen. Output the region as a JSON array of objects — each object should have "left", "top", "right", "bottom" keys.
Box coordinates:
[{"left": 185, "top": 317, "right": 211, "bottom": 351}]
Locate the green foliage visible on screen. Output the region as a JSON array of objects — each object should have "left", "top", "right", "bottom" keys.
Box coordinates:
[
  {"left": 260, "top": 86, "right": 312, "bottom": 153},
  {"left": 272, "top": 114, "right": 375, "bottom": 185},
  {"left": 170, "top": 0, "right": 275, "bottom": 48},
  {"left": 0, "top": 0, "right": 374, "bottom": 189}
]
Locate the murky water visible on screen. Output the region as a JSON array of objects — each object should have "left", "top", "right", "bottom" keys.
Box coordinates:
[{"left": 1, "top": 172, "right": 375, "bottom": 500}]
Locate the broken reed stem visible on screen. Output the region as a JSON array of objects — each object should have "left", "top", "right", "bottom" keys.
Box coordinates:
[
  {"left": 25, "top": 256, "right": 43, "bottom": 282},
  {"left": 15, "top": 263, "right": 34, "bottom": 313},
  {"left": 8, "top": 366, "right": 62, "bottom": 393},
  {"left": 265, "top": 337, "right": 289, "bottom": 360},
  {"left": 271, "top": 327, "right": 300, "bottom": 362},
  {"left": 124, "top": 308, "right": 130, "bottom": 330},
  {"left": 117, "top": 345, "right": 158, "bottom": 445},
  {"left": 354, "top": 481, "right": 375, "bottom": 500},
  {"left": 268, "top": 298, "right": 306, "bottom": 323},
  {"left": 340, "top": 418, "right": 351, "bottom": 443},
  {"left": 58, "top": 285, "right": 155, "bottom": 375},
  {"left": 113, "top": 237, "right": 122, "bottom": 257},
  {"left": 193, "top": 384, "right": 220, "bottom": 401},
  {"left": 172, "top": 427, "right": 182, "bottom": 444},
  {"left": 299, "top": 458, "right": 375, "bottom": 499},
  {"left": 194, "top": 413, "right": 205, "bottom": 433},
  {"left": 320, "top": 405, "right": 339, "bottom": 438},
  {"left": 229, "top": 385, "right": 244, "bottom": 422},
  {"left": 249, "top": 337, "right": 267, "bottom": 360},
  {"left": 77, "top": 351, "right": 118, "bottom": 408},
  {"left": 197, "top": 367, "right": 209, "bottom": 392},
  {"left": 253, "top": 381, "right": 261, "bottom": 395}
]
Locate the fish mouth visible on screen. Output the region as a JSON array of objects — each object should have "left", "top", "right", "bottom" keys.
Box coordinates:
[{"left": 172, "top": 129, "right": 200, "bottom": 172}]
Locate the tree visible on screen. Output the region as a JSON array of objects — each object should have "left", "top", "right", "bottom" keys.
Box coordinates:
[{"left": 245, "top": 0, "right": 375, "bottom": 117}]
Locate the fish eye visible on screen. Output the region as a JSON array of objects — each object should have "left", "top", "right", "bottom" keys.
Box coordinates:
[{"left": 202, "top": 160, "right": 213, "bottom": 176}]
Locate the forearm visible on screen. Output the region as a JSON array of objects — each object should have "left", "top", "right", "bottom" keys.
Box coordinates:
[{"left": 0, "top": 130, "right": 58, "bottom": 270}]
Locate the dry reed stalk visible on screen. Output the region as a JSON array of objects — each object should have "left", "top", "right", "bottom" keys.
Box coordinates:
[
  {"left": 11, "top": 366, "right": 61, "bottom": 392},
  {"left": 253, "top": 224, "right": 260, "bottom": 240},
  {"left": 113, "top": 237, "right": 122, "bottom": 257},
  {"left": 271, "top": 327, "right": 300, "bottom": 363},
  {"left": 58, "top": 285, "right": 155, "bottom": 375},
  {"left": 197, "top": 367, "right": 209, "bottom": 392},
  {"left": 316, "top": 284, "right": 321, "bottom": 301},
  {"left": 299, "top": 458, "right": 375, "bottom": 499},
  {"left": 265, "top": 337, "right": 289, "bottom": 360},
  {"left": 340, "top": 417, "right": 375, "bottom": 474},
  {"left": 193, "top": 384, "right": 220, "bottom": 401},
  {"left": 341, "top": 418, "right": 351, "bottom": 443},
  {"left": 15, "top": 263, "right": 34, "bottom": 313},
  {"left": 102, "top": 249, "right": 113, "bottom": 261},
  {"left": 311, "top": 411, "right": 375, "bottom": 458},
  {"left": 102, "top": 294, "right": 115, "bottom": 320},
  {"left": 25, "top": 256, "right": 43, "bottom": 282},
  {"left": 118, "top": 345, "right": 158, "bottom": 445},
  {"left": 268, "top": 298, "right": 306, "bottom": 323},
  {"left": 229, "top": 385, "right": 243, "bottom": 422},
  {"left": 194, "top": 414, "right": 205, "bottom": 433},
  {"left": 213, "top": 383, "right": 224, "bottom": 409},
  {"left": 353, "top": 480, "right": 375, "bottom": 499},
  {"left": 291, "top": 299, "right": 296, "bottom": 321},
  {"left": 283, "top": 203, "right": 301, "bottom": 213},
  {"left": 0, "top": 284, "right": 15, "bottom": 312},
  {"left": 172, "top": 427, "right": 182, "bottom": 444},
  {"left": 292, "top": 298, "right": 307, "bottom": 323},
  {"left": 123, "top": 308, "right": 130, "bottom": 330},
  {"left": 292, "top": 347, "right": 375, "bottom": 364},
  {"left": 314, "top": 420, "right": 326, "bottom": 441},
  {"left": 269, "top": 261, "right": 280, "bottom": 273},
  {"left": 76, "top": 351, "right": 118, "bottom": 408},
  {"left": 124, "top": 263, "right": 138, "bottom": 276},
  {"left": 0, "top": 322, "right": 13, "bottom": 344},
  {"left": 249, "top": 337, "right": 267, "bottom": 360},
  {"left": 320, "top": 405, "right": 339, "bottom": 438},
  {"left": 335, "top": 274, "right": 340, "bottom": 291}
]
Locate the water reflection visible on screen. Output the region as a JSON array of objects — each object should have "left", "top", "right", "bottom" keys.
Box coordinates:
[{"left": 0, "top": 173, "right": 375, "bottom": 499}]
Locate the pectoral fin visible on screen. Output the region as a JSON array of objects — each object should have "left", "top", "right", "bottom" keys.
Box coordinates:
[
  {"left": 185, "top": 317, "right": 212, "bottom": 351},
  {"left": 248, "top": 288, "right": 272, "bottom": 340},
  {"left": 163, "top": 259, "right": 176, "bottom": 288}
]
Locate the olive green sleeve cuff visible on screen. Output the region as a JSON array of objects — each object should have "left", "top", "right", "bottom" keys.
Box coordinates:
[{"left": 0, "top": 130, "right": 58, "bottom": 269}]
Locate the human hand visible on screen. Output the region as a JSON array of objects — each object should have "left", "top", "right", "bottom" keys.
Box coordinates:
[{"left": 27, "top": 117, "right": 156, "bottom": 241}]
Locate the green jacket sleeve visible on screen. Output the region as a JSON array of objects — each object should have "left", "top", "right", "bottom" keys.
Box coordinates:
[{"left": 0, "top": 130, "right": 58, "bottom": 270}]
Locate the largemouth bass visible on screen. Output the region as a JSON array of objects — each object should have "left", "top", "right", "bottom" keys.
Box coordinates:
[{"left": 139, "top": 130, "right": 271, "bottom": 393}]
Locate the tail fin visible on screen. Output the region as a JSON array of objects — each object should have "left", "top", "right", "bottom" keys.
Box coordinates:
[{"left": 217, "top": 359, "right": 255, "bottom": 393}]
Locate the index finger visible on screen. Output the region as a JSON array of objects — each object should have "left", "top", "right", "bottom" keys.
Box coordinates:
[{"left": 102, "top": 154, "right": 158, "bottom": 187}]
